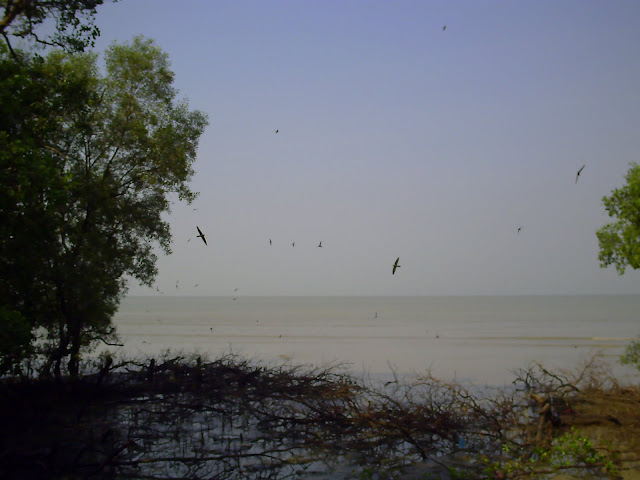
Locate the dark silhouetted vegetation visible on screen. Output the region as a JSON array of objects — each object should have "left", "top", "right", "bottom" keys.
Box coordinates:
[{"left": 1, "top": 353, "right": 638, "bottom": 479}]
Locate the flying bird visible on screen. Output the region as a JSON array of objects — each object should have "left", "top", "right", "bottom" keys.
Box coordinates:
[
  {"left": 392, "top": 257, "right": 401, "bottom": 275},
  {"left": 575, "top": 165, "right": 585, "bottom": 184},
  {"left": 269, "top": 238, "right": 272, "bottom": 246},
  {"left": 318, "top": 241, "right": 323, "bottom": 248},
  {"left": 517, "top": 226, "right": 523, "bottom": 234},
  {"left": 196, "top": 226, "right": 207, "bottom": 245},
  {"left": 442, "top": 25, "right": 446, "bottom": 31},
  {"left": 275, "top": 129, "right": 279, "bottom": 134},
  {"left": 292, "top": 241, "right": 295, "bottom": 247}
]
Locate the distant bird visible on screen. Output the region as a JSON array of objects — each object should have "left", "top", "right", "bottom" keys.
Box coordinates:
[
  {"left": 194, "top": 283, "right": 199, "bottom": 288},
  {"left": 392, "top": 257, "right": 401, "bottom": 275},
  {"left": 232, "top": 297, "right": 238, "bottom": 301},
  {"left": 275, "top": 129, "right": 279, "bottom": 134},
  {"left": 575, "top": 165, "right": 585, "bottom": 184},
  {"left": 292, "top": 241, "right": 295, "bottom": 247},
  {"left": 442, "top": 25, "right": 447, "bottom": 31},
  {"left": 517, "top": 226, "right": 523, "bottom": 234},
  {"left": 269, "top": 238, "right": 272, "bottom": 246},
  {"left": 176, "top": 281, "right": 179, "bottom": 289},
  {"left": 318, "top": 241, "right": 323, "bottom": 248},
  {"left": 234, "top": 288, "right": 239, "bottom": 292},
  {"left": 374, "top": 312, "right": 378, "bottom": 319},
  {"left": 196, "top": 226, "right": 207, "bottom": 245}
]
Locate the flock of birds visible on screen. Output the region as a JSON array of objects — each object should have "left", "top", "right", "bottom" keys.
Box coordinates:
[
  {"left": 188, "top": 163, "right": 587, "bottom": 281},
  {"left": 193, "top": 226, "right": 403, "bottom": 276},
  {"left": 175, "top": 21, "right": 586, "bottom": 286},
  {"left": 157, "top": 98, "right": 588, "bottom": 294}
]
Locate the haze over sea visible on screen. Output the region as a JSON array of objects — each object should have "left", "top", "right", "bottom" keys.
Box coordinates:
[{"left": 113, "top": 294, "right": 640, "bottom": 387}]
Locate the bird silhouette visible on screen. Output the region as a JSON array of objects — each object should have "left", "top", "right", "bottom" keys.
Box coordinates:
[
  {"left": 517, "top": 226, "right": 523, "bottom": 234},
  {"left": 196, "top": 226, "right": 207, "bottom": 245},
  {"left": 392, "top": 257, "right": 401, "bottom": 275},
  {"left": 269, "top": 238, "right": 272, "bottom": 246},
  {"left": 575, "top": 165, "right": 585, "bottom": 184},
  {"left": 442, "top": 25, "right": 446, "bottom": 31},
  {"left": 318, "top": 241, "right": 323, "bottom": 248},
  {"left": 292, "top": 241, "right": 295, "bottom": 247},
  {"left": 275, "top": 129, "right": 279, "bottom": 134}
]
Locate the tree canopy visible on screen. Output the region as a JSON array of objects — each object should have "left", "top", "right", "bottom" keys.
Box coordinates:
[
  {"left": 1, "top": 0, "right": 109, "bottom": 53},
  {"left": 596, "top": 163, "right": 640, "bottom": 275},
  {"left": 0, "top": 36, "right": 208, "bottom": 377}
]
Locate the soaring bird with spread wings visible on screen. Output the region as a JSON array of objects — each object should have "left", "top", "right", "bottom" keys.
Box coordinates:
[
  {"left": 196, "top": 226, "right": 207, "bottom": 245},
  {"left": 392, "top": 257, "right": 401, "bottom": 275},
  {"left": 575, "top": 165, "right": 585, "bottom": 184}
]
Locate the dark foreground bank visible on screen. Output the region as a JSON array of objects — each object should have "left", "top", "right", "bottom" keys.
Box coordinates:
[{"left": 1, "top": 353, "right": 639, "bottom": 480}]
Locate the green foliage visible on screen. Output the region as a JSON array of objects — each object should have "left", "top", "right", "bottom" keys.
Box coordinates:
[
  {"left": 0, "top": 0, "right": 110, "bottom": 52},
  {"left": 597, "top": 162, "right": 640, "bottom": 274},
  {"left": 0, "top": 306, "right": 32, "bottom": 375},
  {"left": 0, "top": 37, "right": 208, "bottom": 377},
  {"left": 482, "top": 429, "right": 617, "bottom": 479},
  {"left": 621, "top": 337, "right": 640, "bottom": 372}
]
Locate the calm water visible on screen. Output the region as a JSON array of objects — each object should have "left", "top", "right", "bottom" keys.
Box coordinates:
[{"left": 112, "top": 295, "right": 640, "bottom": 386}]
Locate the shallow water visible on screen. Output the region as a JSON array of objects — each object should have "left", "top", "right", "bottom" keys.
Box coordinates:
[{"left": 111, "top": 295, "right": 640, "bottom": 386}]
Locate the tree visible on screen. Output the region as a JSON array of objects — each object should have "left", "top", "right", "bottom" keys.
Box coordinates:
[
  {"left": 0, "top": 306, "right": 32, "bottom": 375},
  {"left": 0, "top": 36, "right": 208, "bottom": 378},
  {"left": 1, "top": 0, "right": 109, "bottom": 54},
  {"left": 596, "top": 163, "right": 640, "bottom": 275},
  {"left": 596, "top": 163, "right": 640, "bottom": 374}
]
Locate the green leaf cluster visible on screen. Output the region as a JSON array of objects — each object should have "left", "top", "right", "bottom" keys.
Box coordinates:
[
  {"left": 597, "top": 162, "right": 640, "bottom": 274},
  {"left": 621, "top": 337, "right": 640, "bottom": 372},
  {"left": 1, "top": 0, "right": 108, "bottom": 53},
  {"left": 482, "top": 429, "right": 617, "bottom": 479}
]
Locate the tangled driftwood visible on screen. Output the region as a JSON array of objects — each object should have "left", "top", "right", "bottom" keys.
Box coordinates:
[{"left": 1, "top": 353, "right": 637, "bottom": 479}]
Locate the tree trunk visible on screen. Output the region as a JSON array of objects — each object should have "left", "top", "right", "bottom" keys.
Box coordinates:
[{"left": 67, "top": 327, "right": 81, "bottom": 379}]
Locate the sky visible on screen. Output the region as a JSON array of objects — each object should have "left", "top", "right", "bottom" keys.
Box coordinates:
[{"left": 90, "top": 0, "right": 640, "bottom": 296}]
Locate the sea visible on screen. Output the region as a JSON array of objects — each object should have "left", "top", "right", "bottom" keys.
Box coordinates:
[{"left": 111, "top": 295, "right": 640, "bottom": 388}]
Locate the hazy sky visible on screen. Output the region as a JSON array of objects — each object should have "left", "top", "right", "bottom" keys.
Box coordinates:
[{"left": 92, "top": 0, "right": 640, "bottom": 296}]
